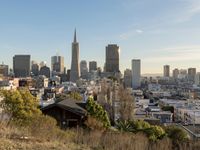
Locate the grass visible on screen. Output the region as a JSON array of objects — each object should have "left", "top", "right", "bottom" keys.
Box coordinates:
[{"left": 1, "top": 118, "right": 200, "bottom": 150}]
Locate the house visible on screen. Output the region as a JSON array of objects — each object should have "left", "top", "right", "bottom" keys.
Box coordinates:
[
  {"left": 151, "top": 111, "right": 173, "bottom": 123},
  {"left": 41, "top": 98, "right": 87, "bottom": 128}
]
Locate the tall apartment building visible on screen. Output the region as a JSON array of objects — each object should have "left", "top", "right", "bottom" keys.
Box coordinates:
[{"left": 163, "top": 65, "right": 170, "bottom": 77}]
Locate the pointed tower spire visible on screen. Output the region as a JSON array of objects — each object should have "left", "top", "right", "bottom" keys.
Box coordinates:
[{"left": 74, "top": 28, "right": 77, "bottom": 43}]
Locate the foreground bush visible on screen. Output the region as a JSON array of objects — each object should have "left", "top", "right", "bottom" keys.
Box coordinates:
[
  {"left": 165, "top": 126, "right": 189, "bottom": 143},
  {"left": 144, "top": 125, "right": 166, "bottom": 141}
]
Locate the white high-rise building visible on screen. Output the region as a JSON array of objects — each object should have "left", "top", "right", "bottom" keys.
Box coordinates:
[{"left": 132, "top": 59, "right": 141, "bottom": 89}]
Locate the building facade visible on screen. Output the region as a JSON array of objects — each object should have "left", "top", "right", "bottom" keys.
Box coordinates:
[
  {"left": 89, "top": 61, "right": 97, "bottom": 72},
  {"left": 80, "top": 60, "right": 88, "bottom": 79},
  {"left": 188, "top": 68, "right": 196, "bottom": 82},
  {"left": 132, "top": 59, "right": 141, "bottom": 89},
  {"left": 39, "top": 66, "right": 50, "bottom": 78},
  {"left": 163, "top": 65, "right": 170, "bottom": 77},
  {"left": 195, "top": 73, "right": 200, "bottom": 86},
  {"left": 124, "top": 69, "right": 132, "bottom": 88},
  {"left": 0, "top": 63, "right": 8, "bottom": 77},
  {"left": 105, "top": 44, "right": 119, "bottom": 73},
  {"left": 51, "top": 55, "right": 64, "bottom": 75},
  {"left": 13, "top": 55, "right": 31, "bottom": 77},
  {"left": 31, "top": 61, "right": 39, "bottom": 76},
  {"left": 173, "top": 68, "right": 179, "bottom": 79}
]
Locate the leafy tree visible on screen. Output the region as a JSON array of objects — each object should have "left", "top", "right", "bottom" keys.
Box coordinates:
[
  {"left": 86, "top": 97, "right": 111, "bottom": 128},
  {"left": 0, "top": 88, "right": 41, "bottom": 125}
]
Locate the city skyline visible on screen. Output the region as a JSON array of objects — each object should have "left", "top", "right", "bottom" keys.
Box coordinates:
[{"left": 0, "top": 0, "right": 200, "bottom": 74}]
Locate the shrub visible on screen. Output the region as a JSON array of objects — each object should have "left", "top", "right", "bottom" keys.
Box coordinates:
[
  {"left": 165, "top": 126, "right": 188, "bottom": 142},
  {"left": 144, "top": 125, "right": 166, "bottom": 141},
  {"left": 132, "top": 120, "right": 151, "bottom": 131},
  {"left": 86, "top": 97, "right": 111, "bottom": 128},
  {"left": 116, "top": 120, "right": 134, "bottom": 132}
]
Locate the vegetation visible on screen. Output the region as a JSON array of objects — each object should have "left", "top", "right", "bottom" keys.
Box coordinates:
[
  {"left": 0, "top": 88, "right": 41, "bottom": 125},
  {"left": 165, "top": 126, "right": 188, "bottom": 142},
  {"left": 86, "top": 97, "right": 111, "bottom": 128},
  {"left": 70, "top": 91, "right": 83, "bottom": 101},
  {"left": 118, "top": 86, "right": 135, "bottom": 121},
  {"left": 0, "top": 88, "right": 196, "bottom": 150},
  {"left": 116, "top": 119, "right": 189, "bottom": 143},
  {"left": 144, "top": 125, "right": 166, "bottom": 141}
]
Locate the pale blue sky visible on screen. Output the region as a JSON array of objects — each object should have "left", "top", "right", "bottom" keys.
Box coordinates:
[{"left": 0, "top": 0, "right": 200, "bottom": 74}]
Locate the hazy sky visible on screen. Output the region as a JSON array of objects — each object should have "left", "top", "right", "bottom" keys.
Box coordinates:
[{"left": 0, "top": 0, "right": 200, "bottom": 74}]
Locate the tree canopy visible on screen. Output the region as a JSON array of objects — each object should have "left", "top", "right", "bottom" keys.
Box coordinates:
[{"left": 0, "top": 88, "right": 41, "bottom": 125}]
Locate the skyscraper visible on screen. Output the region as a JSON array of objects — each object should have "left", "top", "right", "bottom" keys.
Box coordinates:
[
  {"left": 132, "top": 59, "right": 141, "bottom": 89},
  {"left": 31, "top": 61, "right": 39, "bottom": 76},
  {"left": 51, "top": 55, "right": 64, "bottom": 75},
  {"left": 13, "top": 55, "right": 31, "bottom": 77},
  {"left": 39, "top": 66, "right": 50, "bottom": 78},
  {"left": 89, "top": 61, "right": 97, "bottom": 72},
  {"left": 124, "top": 69, "right": 132, "bottom": 88},
  {"left": 164, "top": 65, "right": 170, "bottom": 77},
  {"left": 105, "top": 44, "right": 120, "bottom": 73},
  {"left": 70, "top": 29, "right": 80, "bottom": 82},
  {"left": 172, "top": 68, "right": 179, "bottom": 79},
  {"left": 80, "top": 60, "right": 88, "bottom": 79},
  {"left": 0, "top": 63, "right": 8, "bottom": 77},
  {"left": 188, "top": 68, "right": 196, "bottom": 82}
]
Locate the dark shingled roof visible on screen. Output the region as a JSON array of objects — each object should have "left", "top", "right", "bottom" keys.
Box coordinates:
[{"left": 41, "top": 98, "right": 87, "bottom": 116}]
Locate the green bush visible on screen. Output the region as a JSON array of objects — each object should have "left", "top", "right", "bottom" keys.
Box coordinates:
[
  {"left": 165, "top": 126, "right": 188, "bottom": 142},
  {"left": 86, "top": 97, "right": 111, "bottom": 128},
  {"left": 144, "top": 125, "right": 166, "bottom": 141}
]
